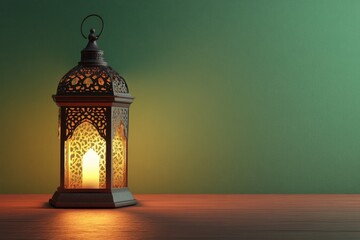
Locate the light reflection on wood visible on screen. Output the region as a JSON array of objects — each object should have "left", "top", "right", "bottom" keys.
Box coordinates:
[{"left": 1, "top": 194, "right": 360, "bottom": 239}]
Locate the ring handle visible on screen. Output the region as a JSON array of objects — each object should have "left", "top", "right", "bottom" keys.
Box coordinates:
[{"left": 80, "top": 14, "right": 104, "bottom": 39}]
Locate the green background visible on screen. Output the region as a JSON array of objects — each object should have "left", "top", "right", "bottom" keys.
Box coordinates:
[{"left": 1, "top": 0, "right": 360, "bottom": 194}]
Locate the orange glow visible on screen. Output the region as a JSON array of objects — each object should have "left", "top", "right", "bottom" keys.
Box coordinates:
[
  {"left": 64, "top": 122, "right": 106, "bottom": 189},
  {"left": 82, "top": 148, "right": 100, "bottom": 188},
  {"left": 47, "top": 211, "right": 139, "bottom": 239}
]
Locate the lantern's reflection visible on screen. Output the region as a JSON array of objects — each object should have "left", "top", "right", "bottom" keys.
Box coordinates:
[{"left": 46, "top": 210, "right": 149, "bottom": 239}]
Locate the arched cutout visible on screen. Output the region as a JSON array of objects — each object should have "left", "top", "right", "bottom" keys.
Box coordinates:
[{"left": 64, "top": 121, "right": 106, "bottom": 189}]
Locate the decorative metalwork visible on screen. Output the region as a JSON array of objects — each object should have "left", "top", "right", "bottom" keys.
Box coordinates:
[
  {"left": 112, "top": 107, "right": 128, "bottom": 138},
  {"left": 65, "top": 107, "right": 107, "bottom": 139},
  {"left": 112, "top": 122, "right": 127, "bottom": 188},
  {"left": 57, "top": 65, "right": 129, "bottom": 95},
  {"left": 112, "top": 73, "right": 129, "bottom": 94},
  {"left": 112, "top": 107, "right": 128, "bottom": 188},
  {"left": 64, "top": 122, "right": 106, "bottom": 189}
]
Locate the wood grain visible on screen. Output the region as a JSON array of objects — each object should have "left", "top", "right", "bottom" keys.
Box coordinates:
[{"left": 1, "top": 194, "right": 360, "bottom": 239}]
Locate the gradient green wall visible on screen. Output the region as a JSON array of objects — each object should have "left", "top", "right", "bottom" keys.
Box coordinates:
[{"left": 1, "top": 0, "right": 360, "bottom": 193}]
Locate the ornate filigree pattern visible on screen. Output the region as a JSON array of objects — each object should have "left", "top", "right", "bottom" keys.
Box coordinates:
[
  {"left": 57, "top": 65, "right": 129, "bottom": 95},
  {"left": 64, "top": 122, "right": 106, "bottom": 189},
  {"left": 112, "top": 123, "right": 127, "bottom": 188},
  {"left": 112, "top": 107, "right": 128, "bottom": 188},
  {"left": 112, "top": 72, "right": 129, "bottom": 94},
  {"left": 58, "top": 66, "right": 112, "bottom": 94},
  {"left": 112, "top": 107, "right": 128, "bottom": 138},
  {"left": 65, "top": 107, "right": 107, "bottom": 139}
]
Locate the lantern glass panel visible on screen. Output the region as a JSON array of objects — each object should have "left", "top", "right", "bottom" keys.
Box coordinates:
[
  {"left": 112, "top": 107, "right": 128, "bottom": 188},
  {"left": 64, "top": 122, "right": 106, "bottom": 189}
]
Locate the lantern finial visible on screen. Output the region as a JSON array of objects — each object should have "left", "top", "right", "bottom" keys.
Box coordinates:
[
  {"left": 89, "top": 28, "right": 97, "bottom": 41},
  {"left": 79, "top": 14, "right": 107, "bottom": 66}
]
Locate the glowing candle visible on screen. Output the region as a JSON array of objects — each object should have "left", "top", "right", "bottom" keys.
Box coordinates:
[{"left": 82, "top": 148, "right": 100, "bottom": 188}]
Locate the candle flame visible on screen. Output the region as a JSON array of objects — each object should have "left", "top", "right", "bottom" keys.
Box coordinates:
[{"left": 82, "top": 148, "right": 100, "bottom": 188}]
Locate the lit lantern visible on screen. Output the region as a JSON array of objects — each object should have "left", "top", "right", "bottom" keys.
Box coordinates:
[{"left": 49, "top": 14, "right": 137, "bottom": 208}]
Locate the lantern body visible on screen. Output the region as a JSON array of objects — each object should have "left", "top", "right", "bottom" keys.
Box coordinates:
[{"left": 50, "top": 28, "right": 136, "bottom": 208}]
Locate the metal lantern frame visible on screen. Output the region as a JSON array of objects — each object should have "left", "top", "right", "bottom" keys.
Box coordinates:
[{"left": 49, "top": 14, "right": 137, "bottom": 208}]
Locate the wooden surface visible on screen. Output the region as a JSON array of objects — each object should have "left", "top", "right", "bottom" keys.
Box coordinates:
[{"left": 1, "top": 194, "right": 360, "bottom": 239}]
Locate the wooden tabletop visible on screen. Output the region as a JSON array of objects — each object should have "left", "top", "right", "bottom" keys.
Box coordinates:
[{"left": 1, "top": 194, "right": 360, "bottom": 239}]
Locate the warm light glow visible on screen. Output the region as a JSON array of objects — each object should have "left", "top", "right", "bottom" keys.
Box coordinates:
[
  {"left": 82, "top": 148, "right": 100, "bottom": 188},
  {"left": 64, "top": 121, "right": 106, "bottom": 189},
  {"left": 112, "top": 121, "right": 127, "bottom": 188},
  {"left": 47, "top": 211, "right": 146, "bottom": 239}
]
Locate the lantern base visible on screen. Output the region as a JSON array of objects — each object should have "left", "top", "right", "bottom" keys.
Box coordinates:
[{"left": 49, "top": 188, "right": 137, "bottom": 208}]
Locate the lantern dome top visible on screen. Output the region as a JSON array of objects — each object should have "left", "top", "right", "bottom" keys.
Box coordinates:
[
  {"left": 55, "top": 17, "right": 130, "bottom": 97},
  {"left": 56, "top": 65, "right": 129, "bottom": 96}
]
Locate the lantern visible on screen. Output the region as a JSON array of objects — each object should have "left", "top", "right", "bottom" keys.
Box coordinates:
[{"left": 49, "top": 14, "right": 137, "bottom": 208}]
